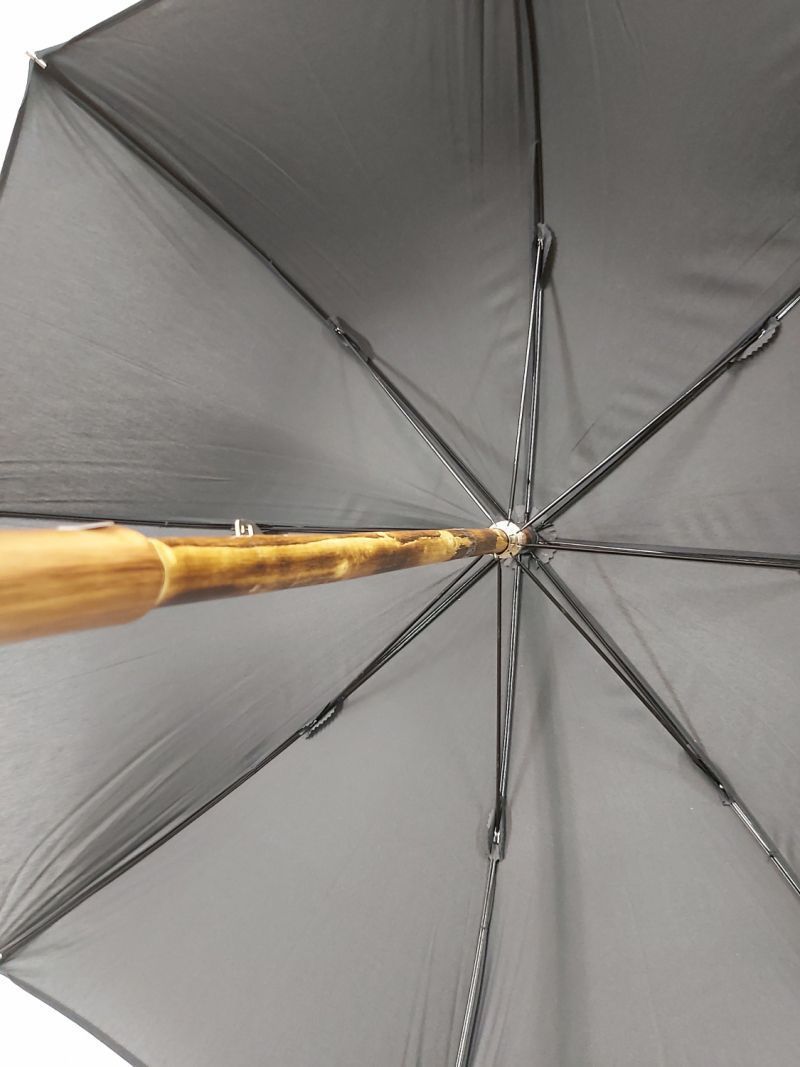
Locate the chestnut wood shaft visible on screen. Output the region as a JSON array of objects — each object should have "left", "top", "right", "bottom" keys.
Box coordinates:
[{"left": 0, "top": 525, "right": 509, "bottom": 644}]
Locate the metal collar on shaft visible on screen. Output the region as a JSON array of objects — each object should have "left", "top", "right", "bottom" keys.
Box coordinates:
[{"left": 490, "top": 520, "right": 527, "bottom": 558}]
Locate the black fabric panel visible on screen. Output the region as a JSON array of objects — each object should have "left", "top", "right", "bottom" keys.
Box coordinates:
[
  {"left": 0, "top": 76, "right": 479, "bottom": 528},
  {"left": 45, "top": 0, "right": 537, "bottom": 507}
]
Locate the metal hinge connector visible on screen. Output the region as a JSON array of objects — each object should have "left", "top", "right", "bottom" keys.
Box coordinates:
[{"left": 732, "top": 316, "right": 780, "bottom": 363}]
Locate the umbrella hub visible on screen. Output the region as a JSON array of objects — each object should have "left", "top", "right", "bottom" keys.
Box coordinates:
[{"left": 490, "top": 520, "right": 526, "bottom": 559}]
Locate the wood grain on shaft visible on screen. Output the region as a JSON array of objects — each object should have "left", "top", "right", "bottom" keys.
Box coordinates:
[
  {"left": 153, "top": 527, "right": 507, "bottom": 606},
  {"left": 0, "top": 525, "right": 508, "bottom": 643},
  {"left": 0, "top": 526, "right": 164, "bottom": 644}
]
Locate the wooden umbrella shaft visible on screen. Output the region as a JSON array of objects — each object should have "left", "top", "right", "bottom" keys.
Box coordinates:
[{"left": 0, "top": 524, "right": 513, "bottom": 644}]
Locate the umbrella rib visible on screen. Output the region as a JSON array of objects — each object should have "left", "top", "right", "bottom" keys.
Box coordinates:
[
  {"left": 0, "top": 725, "right": 303, "bottom": 964},
  {"left": 0, "top": 557, "right": 495, "bottom": 962},
  {"left": 327, "top": 323, "right": 503, "bottom": 520},
  {"left": 532, "top": 536, "right": 800, "bottom": 571},
  {"left": 0, "top": 510, "right": 458, "bottom": 536},
  {"left": 40, "top": 62, "right": 501, "bottom": 525},
  {"left": 40, "top": 63, "right": 332, "bottom": 322},
  {"left": 302, "top": 556, "right": 496, "bottom": 735},
  {"left": 0, "top": 510, "right": 246, "bottom": 531},
  {"left": 522, "top": 243, "right": 545, "bottom": 522},
  {"left": 455, "top": 565, "right": 512, "bottom": 1063},
  {"left": 507, "top": 218, "right": 550, "bottom": 523},
  {"left": 494, "top": 567, "right": 504, "bottom": 825},
  {"left": 517, "top": 556, "right": 800, "bottom": 899},
  {"left": 497, "top": 566, "right": 524, "bottom": 830},
  {"left": 521, "top": 282, "right": 800, "bottom": 533},
  {"left": 455, "top": 857, "right": 499, "bottom": 1066},
  {"left": 456, "top": 564, "right": 524, "bottom": 1064},
  {"left": 508, "top": 1, "right": 548, "bottom": 521},
  {"left": 507, "top": 219, "right": 544, "bottom": 518},
  {"left": 506, "top": 252, "right": 536, "bottom": 517},
  {"left": 457, "top": 8, "right": 547, "bottom": 1061}
]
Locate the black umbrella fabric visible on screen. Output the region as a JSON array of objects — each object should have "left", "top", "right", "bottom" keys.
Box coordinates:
[{"left": 2, "top": 2, "right": 800, "bottom": 1064}]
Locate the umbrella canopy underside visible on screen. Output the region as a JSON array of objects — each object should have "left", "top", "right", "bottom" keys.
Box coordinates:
[{"left": 2, "top": 2, "right": 800, "bottom": 1064}]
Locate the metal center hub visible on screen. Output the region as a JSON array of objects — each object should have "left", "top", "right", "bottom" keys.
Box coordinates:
[{"left": 490, "top": 520, "right": 526, "bottom": 558}]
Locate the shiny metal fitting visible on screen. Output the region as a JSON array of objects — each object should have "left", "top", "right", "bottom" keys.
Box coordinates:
[{"left": 490, "top": 519, "right": 526, "bottom": 558}]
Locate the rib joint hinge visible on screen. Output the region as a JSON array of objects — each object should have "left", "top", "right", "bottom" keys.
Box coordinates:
[
  {"left": 303, "top": 698, "right": 345, "bottom": 738},
  {"left": 487, "top": 806, "right": 507, "bottom": 860},
  {"left": 328, "top": 317, "right": 371, "bottom": 363},
  {"left": 732, "top": 316, "right": 780, "bottom": 363},
  {"left": 711, "top": 780, "right": 733, "bottom": 806},
  {"left": 535, "top": 222, "right": 554, "bottom": 281}
]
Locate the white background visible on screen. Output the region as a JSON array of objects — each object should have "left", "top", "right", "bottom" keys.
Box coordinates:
[{"left": 2, "top": 7, "right": 133, "bottom": 1064}]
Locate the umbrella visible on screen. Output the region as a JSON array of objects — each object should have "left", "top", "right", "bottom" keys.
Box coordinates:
[{"left": 2, "top": 1, "right": 800, "bottom": 1063}]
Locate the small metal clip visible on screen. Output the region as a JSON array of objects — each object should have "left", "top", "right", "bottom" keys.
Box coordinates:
[
  {"left": 26, "top": 51, "right": 47, "bottom": 70},
  {"left": 732, "top": 316, "right": 780, "bottom": 363},
  {"left": 233, "top": 519, "right": 255, "bottom": 536},
  {"left": 57, "top": 520, "right": 114, "bottom": 531}
]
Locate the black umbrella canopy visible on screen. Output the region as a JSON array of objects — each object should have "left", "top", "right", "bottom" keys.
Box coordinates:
[{"left": 2, "top": 2, "right": 800, "bottom": 1064}]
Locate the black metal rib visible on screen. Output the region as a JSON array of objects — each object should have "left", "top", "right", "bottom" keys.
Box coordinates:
[
  {"left": 0, "top": 558, "right": 495, "bottom": 962},
  {"left": 518, "top": 558, "right": 725, "bottom": 784},
  {"left": 40, "top": 62, "right": 499, "bottom": 524},
  {"left": 0, "top": 726, "right": 304, "bottom": 962},
  {"left": 456, "top": 7, "right": 547, "bottom": 1062},
  {"left": 360, "top": 359, "right": 501, "bottom": 520},
  {"left": 42, "top": 62, "right": 331, "bottom": 318},
  {"left": 517, "top": 557, "right": 800, "bottom": 899},
  {"left": 522, "top": 1, "right": 546, "bottom": 227},
  {"left": 507, "top": 236, "right": 544, "bottom": 517},
  {"left": 303, "top": 557, "right": 496, "bottom": 735},
  {"left": 507, "top": 223, "right": 548, "bottom": 522},
  {"left": 522, "top": 283, "right": 800, "bottom": 532},
  {"left": 454, "top": 856, "right": 499, "bottom": 1067},
  {"left": 523, "top": 239, "right": 545, "bottom": 522},
  {"left": 452, "top": 567, "right": 506, "bottom": 1063},
  {"left": 532, "top": 535, "right": 800, "bottom": 571},
  {"left": 456, "top": 565, "right": 524, "bottom": 1066},
  {"left": 0, "top": 510, "right": 456, "bottom": 536},
  {"left": 330, "top": 325, "right": 503, "bottom": 520},
  {"left": 507, "top": 0, "right": 549, "bottom": 522},
  {"left": 494, "top": 567, "right": 504, "bottom": 825},
  {"left": 0, "top": 510, "right": 238, "bottom": 531},
  {"left": 497, "top": 566, "right": 523, "bottom": 835}
]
